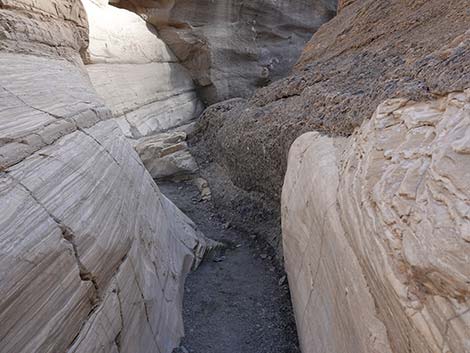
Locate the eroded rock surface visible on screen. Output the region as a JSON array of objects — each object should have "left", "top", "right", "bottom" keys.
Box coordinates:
[
  {"left": 282, "top": 92, "right": 470, "bottom": 353},
  {"left": 83, "top": 0, "right": 203, "bottom": 139},
  {"left": 0, "top": 1, "right": 207, "bottom": 352},
  {"left": 193, "top": 0, "right": 470, "bottom": 201},
  {"left": 116, "top": 0, "right": 337, "bottom": 104}
]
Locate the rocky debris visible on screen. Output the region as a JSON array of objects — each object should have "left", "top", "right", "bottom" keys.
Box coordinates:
[
  {"left": 193, "top": 177, "right": 212, "bottom": 201},
  {"left": 82, "top": 0, "right": 203, "bottom": 140},
  {"left": 134, "top": 131, "right": 199, "bottom": 181},
  {"left": 282, "top": 92, "right": 470, "bottom": 353},
  {"left": 116, "top": 0, "right": 338, "bottom": 104},
  {"left": 192, "top": 0, "right": 470, "bottom": 203},
  {"left": 337, "top": 0, "right": 355, "bottom": 11},
  {"left": 0, "top": 1, "right": 209, "bottom": 352},
  {"left": 159, "top": 181, "right": 300, "bottom": 353}
]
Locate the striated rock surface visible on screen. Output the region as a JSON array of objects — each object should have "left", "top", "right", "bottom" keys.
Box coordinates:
[
  {"left": 117, "top": 0, "right": 337, "bottom": 104},
  {"left": 282, "top": 92, "right": 470, "bottom": 353},
  {"left": 83, "top": 0, "right": 203, "bottom": 139},
  {"left": 0, "top": 1, "right": 207, "bottom": 352}
]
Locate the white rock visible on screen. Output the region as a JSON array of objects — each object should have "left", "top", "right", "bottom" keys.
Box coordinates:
[
  {"left": 135, "top": 131, "right": 199, "bottom": 180},
  {"left": 83, "top": 0, "right": 203, "bottom": 139},
  {"left": 282, "top": 92, "right": 470, "bottom": 353},
  {"left": 0, "top": 2, "right": 208, "bottom": 353}
]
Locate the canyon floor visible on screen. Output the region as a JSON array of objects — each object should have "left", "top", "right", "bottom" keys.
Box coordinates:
[{"left": 160, "top": 181, "right": 300, "bottom": 353}]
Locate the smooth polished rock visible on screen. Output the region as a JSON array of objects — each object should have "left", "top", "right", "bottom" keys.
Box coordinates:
[
  {"left": 83, "top": 0, "right": 203, "bottom": 139},
  {"left": 0, "top": 2, "right": 208, "bottom": 352},
  {"left": 121, "top": 0, "right": 337, "bottom": 104},
  {"left": 282, "top": 92, "right": 470, "bottom": 353}
]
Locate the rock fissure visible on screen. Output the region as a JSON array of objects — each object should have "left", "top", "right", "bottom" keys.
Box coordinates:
[
  {"left": 127, "top": 257, "right": 164, "bottom": 353},
  {"left": 7, "top": 171, "right": 101, "bottom": 302}
]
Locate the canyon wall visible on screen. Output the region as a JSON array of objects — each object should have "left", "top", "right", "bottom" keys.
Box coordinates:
[
  {"left": 83, "top": 0, "right": 202, "bottom": 140},
  {"left": 190, "top": 0, "right": 470, "bottom": 351},
  {"left": 0, "top": 1, "right": 208, "bottom": 352},
  {"left": 283, "top": 93, "right": 470, "bottom": 353},
  {"left": 115, "top": 0, "right": 338, "bottom": 104},
  {"left": 193, "top": 0, "right": 470, "bottom": 201}
]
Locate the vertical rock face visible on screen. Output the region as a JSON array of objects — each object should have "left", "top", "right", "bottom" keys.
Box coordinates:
[
  {"left": 282, "top": 92, "right": 470, "bottom": 353},
  {"left": 117, "top": 0, "right": 338, "bottom": 104},
  {"left": 83, "top": 0, "right": 203, "bottom": 140},
  {"left": 0, "top": 1, "right": 207, "bottom": 352}
]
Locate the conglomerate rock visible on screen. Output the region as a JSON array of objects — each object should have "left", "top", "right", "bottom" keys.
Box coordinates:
[
  {"left": 0, "top": 1, "right": 208, "bottom": 352},
  {"left": 114, "top": 0, "right": 338, "bottom": 104},
  {"left": 282, "top": 92, "right": 470, "bottom": 353}
]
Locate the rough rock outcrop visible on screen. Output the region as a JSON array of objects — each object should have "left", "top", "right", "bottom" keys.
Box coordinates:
[
  {"left": 193, "top": 0, "right": 470, "bottom": 201},
  {"left": 116, "top": 0, "right": 337, "bottom": 104},
  {"left": 0, "top": 1, "right": 207, "bottom": 352},
  {"left": 282, "top": 92, "right": 470, "bottom": 353},
  {"left": 83, "top": 0, "right": 203, "bottom": 139}
]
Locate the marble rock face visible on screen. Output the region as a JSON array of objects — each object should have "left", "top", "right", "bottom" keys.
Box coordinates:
[
  {"left": 282, "top": 92, "right": 470, "bottom": 353},
  {"left": 119, "top": 0, "right": 338, "bottom": 104},
  {"left": 83, "top": 0, "right": 203, "bottom": 140},
  {"left": 0, "top": 1, "right": 207, "bottom": 352}
]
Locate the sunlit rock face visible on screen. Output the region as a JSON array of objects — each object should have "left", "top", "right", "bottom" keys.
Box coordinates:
[
  {"left": 282, "top": 92, "right": 470, "bottom": 353},
  {"left": 0, "top": 1, "right": 207, "bottom": 352},
  {"left": 116, "top": 0, "right": 337, "bottom": 104},
  {"left": 83, "top": 0, "right": 203, "bottom": 140}
]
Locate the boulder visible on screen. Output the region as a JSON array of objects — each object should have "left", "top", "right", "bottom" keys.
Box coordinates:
[
  {"left": 282, "top": 92, "right": 470, "bottom": 353},
  {"left": 134, "top": 131, "right": 199, "bottom": 180},
  {"left": 0, "top": 1, "right": 207, "bottom": 352},
  {"left": 83, "top": 0, "right": 203, "bottom": 139}
]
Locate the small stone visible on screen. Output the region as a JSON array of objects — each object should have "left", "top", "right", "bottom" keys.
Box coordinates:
[
  {"left": 260, "top": 254, "right": 268, "bottom": 259},
  {"left": 213, "top": 255, "right": 226, "bottom": 263},
  {"left": 279, "top": 275, "right": 287, "bottom": 286}
]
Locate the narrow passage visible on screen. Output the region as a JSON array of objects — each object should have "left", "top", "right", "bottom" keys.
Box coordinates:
[{"left": 160, "top": 181, "right": 300, "bottom": 353}]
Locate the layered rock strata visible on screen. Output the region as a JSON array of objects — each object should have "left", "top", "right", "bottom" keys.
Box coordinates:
[
  {"left": 83, "top": 0, "right": 203, "bottom": 140},
  {"left": 282, "top": 92, "right": 470, "bottom": 353},
  {"left": 116, "top": 0, "right": 338, "bottom": 104},
  {"left": 0, "top": 1, "right": 207, "bottom": 352}
]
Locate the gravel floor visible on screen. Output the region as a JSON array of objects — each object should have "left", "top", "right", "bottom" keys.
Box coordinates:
[{"left": 160, "top": 181, "right": 300, "bottom": 353}]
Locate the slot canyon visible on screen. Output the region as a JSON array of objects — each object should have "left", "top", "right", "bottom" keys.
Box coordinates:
[{"left": 0, "top": 1, "right": 469, "bottom": 352}]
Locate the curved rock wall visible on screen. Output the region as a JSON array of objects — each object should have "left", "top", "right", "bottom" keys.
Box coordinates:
[
  {"left": 282, "top": 92, "right": 470, "bottom": 353},
  {"left": 0, "top": 1, "right": 207, "bottom": 352},
  {"left": 117, "top": 0, "right": 337, "bottom": 104},
  {"left": 83, "top": 0, "right": 203, "bottom": 139}
]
